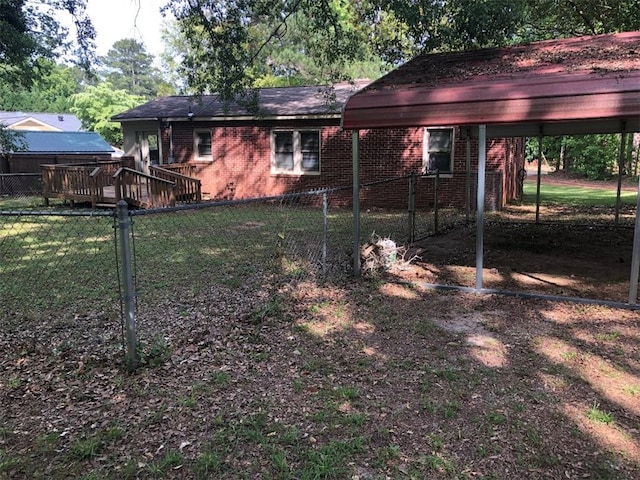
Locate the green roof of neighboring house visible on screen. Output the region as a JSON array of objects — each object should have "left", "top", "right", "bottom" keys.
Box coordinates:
[{"left": 13, "top": 131, "right": 115, "bottom": 154}]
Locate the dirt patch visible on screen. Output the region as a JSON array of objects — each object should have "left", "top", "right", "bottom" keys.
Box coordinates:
[
  {"left": 1, "top": 275, "right": 640, "bottom": 479},
  {"left": 399, "top": 221, "right": 634, "bottom": 303},
  {"left": 393, "top": 173, "right": 639, "bottom": 304}
]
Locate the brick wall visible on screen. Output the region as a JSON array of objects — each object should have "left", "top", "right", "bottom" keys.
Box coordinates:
[{"left": 162, "top": 120, "right": 521, "bottom": 209}]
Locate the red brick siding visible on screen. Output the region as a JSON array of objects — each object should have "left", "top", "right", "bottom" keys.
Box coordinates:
[{"left": 161, "top": 120, "right": 522, "bottom": 209}]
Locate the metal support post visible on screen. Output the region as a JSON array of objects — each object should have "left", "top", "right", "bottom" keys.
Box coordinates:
[
  {"left": 322, "top": 192, "right": 328, "bottom": 278},
  {"left": 629, "top": 174, "right": 640, "bottom": 305},
  {"left": 535, "top": 125, "right": 543, "bottom": 224},
  {"left": 116, "top": 200, "right": 137, "bottom": 370},
  {"left": 434, "top": 170, "right": 440, "bottom": 234},
  {"left": 352, "top": 131, "right": 361, "bottom": 276},
  {"left": 408, "top": 173, "right": 416, "bottom": 243},
  {"left": 536, "top": 125, "right": 542, "bottom": 224},
  {"left": 615, "top": 123, "right": 627, "bottom": 225},
  {"left": 475, "top": 125, "right": 487, "bottom": 291},
  {"left": 465, "top": 127, "right": 471, "bottom": 223}
]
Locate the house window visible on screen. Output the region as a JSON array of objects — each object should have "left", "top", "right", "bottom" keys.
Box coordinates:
[
  {"left": 272, "top": 130, "right": 320, "bottom": 174},
  {"left": 423, "top": 127, "right": 454, "bottom": 174},
  {"left": 194, "top": 130, "right": 212, "bottom": 161}
]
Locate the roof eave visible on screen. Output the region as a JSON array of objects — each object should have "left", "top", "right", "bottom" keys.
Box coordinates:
[{"left": 115, "top": 113, "right": 343, "bottom": 123}]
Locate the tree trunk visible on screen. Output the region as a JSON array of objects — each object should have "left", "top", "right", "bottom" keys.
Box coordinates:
[
  {"left": 563, "top": 140, "right": 571, "bottom": 171},
  {"left": 623, "top": 132, "right": 633, "bottom": 176},
  {"left": 557, "top": 137, "right": 565, "bottom": 171}
]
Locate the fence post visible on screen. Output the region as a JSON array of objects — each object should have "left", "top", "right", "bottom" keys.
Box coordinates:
[
  {"left": 434, "top": 170, "right": 440, "bottom": 234},
  {"left": 322, "top": 192, "right": 328, "bottom": 278},
  {"left": 116, "top": 200, "right": 137, "bottom": 370},
  {"left": 408, "top": 173, "right": 416, "bottom": 243}
]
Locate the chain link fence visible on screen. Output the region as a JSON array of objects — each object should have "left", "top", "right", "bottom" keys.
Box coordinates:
[
  {"left": 3, "top": 170, "right": 637, "bottom": 365},
  {"left": 0, "top": 173, "right": 43, "bottom": 208},
  {"left": 2, "top": 176, "right": 465, "bottom": 366}
]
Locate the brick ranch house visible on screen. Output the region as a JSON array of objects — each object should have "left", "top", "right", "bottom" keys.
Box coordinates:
[{"left": 113, "top": 82, "right": 523, "bottom": 209}]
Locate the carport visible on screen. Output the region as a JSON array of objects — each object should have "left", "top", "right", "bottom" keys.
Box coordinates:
[{"left": 342, "top": 31, "right": 640, "bottom": 307}]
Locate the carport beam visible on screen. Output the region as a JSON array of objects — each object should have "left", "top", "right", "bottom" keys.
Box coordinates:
[{"left": 475, "top": 125, "right": 487, "bottom": 290}]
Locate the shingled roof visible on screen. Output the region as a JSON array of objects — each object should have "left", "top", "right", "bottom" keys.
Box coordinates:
[
  {"left": 342, "top": 31, "right": 640, "bottom": 136},
  {"left": 0, "top": 111, "right": 82, "bottom": 131},
  {"left": 113, "top": 81, "right": 370, "bottom": 122}
]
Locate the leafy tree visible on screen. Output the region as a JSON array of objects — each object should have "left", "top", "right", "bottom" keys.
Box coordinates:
[
  {"left": 526, "top": 134, "right": 623, "bottom": 180},
  {"left": 161, "top": 0, "right": 532, "bottom": 98},
  {"left": 0, "top": 0, "right": 96, "bottom": 87},
  {"left": 101, "top": 38, "right": 172, "bottom": 98},
  {"left": 520, "top": 0, "right": 640, "bottom": 40},
  {"left": 70, "top": 83, "right": 145, "bottom": 146},
  {"left": 161, "top": 0, "right": 369, "bottom": 100},
  {"left": 0, "top": 0, "right": 95, "bottom": 152},
  {"left": 0, "top": 60, "right": 80, "bottom": 112},
  {"left": 0, "top": 128, "right": 26, "bottom": 154}
]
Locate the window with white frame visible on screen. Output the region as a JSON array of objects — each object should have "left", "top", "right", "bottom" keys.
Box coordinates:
[
  {"left": 194, "top": 129, "right": 212, "bottom": 161},
  {"left": 423, "top": 127, "right": 454, "bottom": 174},
  {"left": 272, "top": 130, "right": 320, "bottom": 174}
]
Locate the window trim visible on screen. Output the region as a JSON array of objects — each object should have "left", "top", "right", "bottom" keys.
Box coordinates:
[
  {"left": 270, "top": 129, "right": 321, "bottom": 175},
  {"left": 422, "top": 127, "right": 454, "bottom": 176},
  {"left": 193, "top": 129, "right": 213, "bottom": 162}
]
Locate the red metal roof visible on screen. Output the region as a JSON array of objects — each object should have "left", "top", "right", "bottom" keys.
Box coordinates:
[{"left": 342, "top": 32, "right": 640, "bottom": 134}]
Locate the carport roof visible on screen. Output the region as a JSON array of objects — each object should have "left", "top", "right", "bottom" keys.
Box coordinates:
[{"left": 342, "top": 31, "right": 640, "bottom": 136}]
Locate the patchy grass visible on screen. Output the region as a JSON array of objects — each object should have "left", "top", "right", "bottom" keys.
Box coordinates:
[
  {"left": 2, "top": 185, "right": 640, "bottom": 478},
  {"left": 2, "top": 276, "right": 638, "bottom": 478}
]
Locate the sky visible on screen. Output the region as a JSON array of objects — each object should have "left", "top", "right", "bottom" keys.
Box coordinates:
[{"left": 68, "top": 0, "right": 171, "bottom": 59}]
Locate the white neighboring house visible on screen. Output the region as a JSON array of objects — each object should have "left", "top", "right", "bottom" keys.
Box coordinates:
[
  {"left": 0, "top": 111, "right": 83, "bottom": 132},
  {"left": 0, "top": 111, "right": 121, "bottom": 158}
]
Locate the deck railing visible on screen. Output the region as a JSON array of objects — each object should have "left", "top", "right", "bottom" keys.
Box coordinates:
[
  {"left": 154, "top": 163, "right": 196, "bottom": 177},
  {"left": 114, "top": 167, "right": 176, "bottom": 208},
  {"left": 42, "top": 164, "right": 103, "bottom": 208},
  {"left": 149, "top": 165, "right": 202, "bottom": 203},
  {"left": 41, "top": 160, "right": 197, "bottom": 209}
]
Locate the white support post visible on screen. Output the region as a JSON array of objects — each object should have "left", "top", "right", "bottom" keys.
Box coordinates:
[
  {"left": 475, "top": 125, "right": 487, "bottom": 291},
  {"left": 352, "top": 130, "right": 361, "bottom": 276}
]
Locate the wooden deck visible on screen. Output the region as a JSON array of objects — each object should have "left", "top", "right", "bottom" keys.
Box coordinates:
[{"left": 42, "top": 161, "right": 202, "bottom": 209}]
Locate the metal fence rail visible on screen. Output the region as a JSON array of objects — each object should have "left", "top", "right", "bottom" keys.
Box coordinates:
[{"left": 0, "top": 173, "right": 41, "bottom": 196}]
